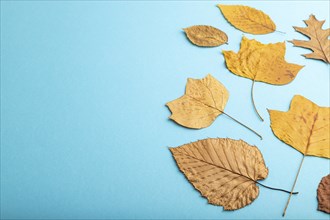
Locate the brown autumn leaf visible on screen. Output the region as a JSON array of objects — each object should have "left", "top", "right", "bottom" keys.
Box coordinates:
[
  {"left": 169, "top": 138, "right": 268, "bottom": 210},
  {"left": 217, "top": 5, "right": 276, "bottom": 34},
  {"left": 184, "top": 25, "right": 228, "bottom": 47},
  {"left": 290, "top": 15, "right": 330, "bottom": 64},
  {"left": 317, "top": 174, "right": 330, "bottom": 214},
  {"left": 166, "top": 74, "right": 262, "bottom": 139},
  {"left": 223, "top": 36, "right": 304, "bottom": 121},
  {"left": 268, "top": 95, "right": 330, "bottom": 216}
]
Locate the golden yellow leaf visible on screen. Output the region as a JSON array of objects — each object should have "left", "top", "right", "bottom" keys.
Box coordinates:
[
  {"left": 166, "top": 74, "right": 262, "bottom": 139},
  {"left": 269, "top": 95, "right": 330, "bottom": 158},
  {"left": 184, "top": 25, "right": 228, "bottom": 47},
  {"left": 268, "top": 95, "right": 330, "bottom": 216},
  {"left": 223, "top": 36, "right": 304, "bottom": 85},
  {"left": 170, "top": 138, "right": 268, "bottom": 210},
  {"left": 217, "top": 5, "right": 276, "bottom": 34},
  {"left": 290, "top": 15, "right": 330, "bottom": 64},
  {"left": 223, "top": 37, "right": 304, "bottom": 121}
]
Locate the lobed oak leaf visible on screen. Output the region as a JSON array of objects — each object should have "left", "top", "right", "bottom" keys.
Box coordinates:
[{"left": 290, "top": 15, "right": 330, "bottom": 64}]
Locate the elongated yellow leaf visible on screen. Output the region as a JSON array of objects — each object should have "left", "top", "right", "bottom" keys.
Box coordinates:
[
  {"left": 218, "top": 5, "right": 276, "bottom": 34},
  {"left": 170, "top": 138, "right": 268, "bottom": 210},
  {"left": 184, "top": 25, "right": 228, "bottom": 47},
  {"left": 290, "top": 14, "right": 330, "bottom": 64}
]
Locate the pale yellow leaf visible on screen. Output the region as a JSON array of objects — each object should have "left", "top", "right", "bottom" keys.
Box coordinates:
[
  {"left": 170, "top": 138, "right": 268, "bottom": 210},
  {"left": 166, "top": 74, "right": 229, "bottom": 129}
]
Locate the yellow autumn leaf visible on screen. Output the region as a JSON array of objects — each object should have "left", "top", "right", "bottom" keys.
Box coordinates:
[
  {"left": 268, "top": 95, "right": 330, "bottom": 216},
  {"left": 269, "top": 95, "right": 330, "bottom": 158},
  {"left": 184, "top": 25, "right": 228, "bottom": 47},
  {"left": 166, "top": 74, "right": 261, "bottom": 139},
  {"left": 170, "top": 138, "right": 296, "bottom": 210},
  {"left": 290, "top": 14, "right": 330, "bottom": 64},
  {"left": 223, "top": 36, "right": 304, "bottom": 121},
  {"left": 218, "top": 5, "right": 276, "bottom": 34}
]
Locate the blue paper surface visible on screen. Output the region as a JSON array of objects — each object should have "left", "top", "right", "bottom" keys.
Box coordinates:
[{"left": 1, "top": 1, "right": 329, "bottom": 219}]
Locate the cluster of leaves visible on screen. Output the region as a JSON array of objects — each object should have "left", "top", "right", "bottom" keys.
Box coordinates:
[{"left": 165, "top": 3, "right": 330, "bottom": 217}]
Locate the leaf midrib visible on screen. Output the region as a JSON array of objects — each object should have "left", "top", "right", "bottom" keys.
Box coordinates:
[{"left": 176, "top": 151, "right": 256, "bottom": 183}]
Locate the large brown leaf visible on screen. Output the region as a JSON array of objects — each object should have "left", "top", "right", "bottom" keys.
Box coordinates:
[
  {"left": 317, "top": 174, "right": 330, "bottom": 214},
  {"left": 223, "top": 36, "right": 304, "bottom": 121},
  {"left": 170, "top": 138, "right": 268, "bottom": 210},
  {"left": 290, "top": 15, "right": 330, "bottom": 64},
  {"left": 268, "top": 95, "right": 330, "bottom": 216}
]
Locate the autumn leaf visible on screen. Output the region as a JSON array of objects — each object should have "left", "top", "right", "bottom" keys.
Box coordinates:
[
  {"left": 217, "top": 5, "right": 276, "bottom": 34},
  {"left": 166, "top": 74, "right": 262, "bottom": 139},
  {"left": 268, "top": 95, "right": 330, "bottom": 216},
  {"left": 317, "top": 174, "right": 330, "bottom": 214},
  {"left": 290, "top": 15, "right": 330, "bottom": 64},
  {"left": 223, "top": 36, "right": 304, "bottom": 121},
  {"left": 184, "top": 25, "right": 228, "bottom": 47},
  {"left": 170, "top": 138, "right": 297, "bottom": 210}
]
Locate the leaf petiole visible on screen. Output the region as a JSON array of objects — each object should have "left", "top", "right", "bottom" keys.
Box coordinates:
[
  {"left": 251, "top": 80, "right": 264, "bottom": 122},
  {"left": 256, "top": 181, "right": 299, "bottom": 195},
  {"left": 221, "top": 111, "right": 262, "bottom": 140}
]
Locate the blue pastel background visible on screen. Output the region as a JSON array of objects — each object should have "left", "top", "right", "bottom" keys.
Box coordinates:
[{"left": 1, "top": 1, "right": 329, "bottom": 219}]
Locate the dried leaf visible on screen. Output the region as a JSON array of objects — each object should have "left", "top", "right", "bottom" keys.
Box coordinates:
[
  {"left": 223, "top": 36, "right": 304, "bottom": 121},
  {"left": 184, "top": 25, "right": 228, "bottom": 47},
  {"left": 269, "top": 95, "right": 330, "bottom": 158},
  {"left": 317, "top": 174, "right": 330, "bottom": 214},
  {"left": 170, "top": 138, "right": 268, "bottom": 210},
  {"left": 217, "top": 5, "right": 276, "bottom": 34},
  {"left": 166, "top": 74, "right": 261, "bottom": 138},
  {"left": 166, "top": 74, "right": 229, "bottom": 129},
  {"left": 223, "top": 37, "right": 304, "bottom": 85},
  {"left": 268, "top": 95, "right": 330, "bottom": 216},
  {"left": 290, "top": 15, "right": 330, "bottom": 64}
]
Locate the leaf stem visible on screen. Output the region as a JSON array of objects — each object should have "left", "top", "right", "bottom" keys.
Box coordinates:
[
  {"left": 275, "top": 30, "right": 286, "bottom": 34},
  {"left": 221, "top": 111, "right": 262, "bottom": 140},
  {"left": 251, "top": 80, "right": 264, "bottom": 121},
  {"left": 282, "top": 155, "right": 305, "bottom": 217},
  {"left": 256, "top": 181, "right": 299, "bottom": 194}
]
